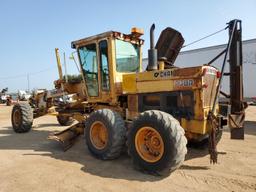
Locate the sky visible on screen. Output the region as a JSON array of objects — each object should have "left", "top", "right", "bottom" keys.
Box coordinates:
[{"left": 0, "top": 0, "right": 255, "bottom": 92}]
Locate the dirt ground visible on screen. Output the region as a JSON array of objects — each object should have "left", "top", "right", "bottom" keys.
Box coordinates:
[{"left": 0, "top": 104, "right": 256, "bottom": 192}]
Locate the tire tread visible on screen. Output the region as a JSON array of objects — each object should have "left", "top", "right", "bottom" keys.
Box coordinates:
[
  {"left": 127, "top": 110, "right": 187, "bottom": 175},
  {"left": 11, "top": 103, "right": 33, "bottom": 133}
]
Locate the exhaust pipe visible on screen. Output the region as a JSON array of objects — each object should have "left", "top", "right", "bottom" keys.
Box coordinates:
[{"left": 147, "top": 24, "right": 158, "bottom": 71}]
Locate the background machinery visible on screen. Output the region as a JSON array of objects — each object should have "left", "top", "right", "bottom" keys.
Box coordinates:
[
  {"left": 0, "top": 87, "right": 9, "bottom": 104},
  {"left": 17, "top": 90, "right": 31, "bottom": 101},
  {"left": 11, "top": 19, "right": 245, "bottom": 175}
]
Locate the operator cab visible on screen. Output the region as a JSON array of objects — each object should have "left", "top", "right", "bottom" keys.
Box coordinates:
[{"left": 71, "top": 29, "right": 144, "bottom": 104}]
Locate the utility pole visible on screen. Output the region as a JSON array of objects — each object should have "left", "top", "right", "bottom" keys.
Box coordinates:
[
  {"left": 27, "top": 73, "right": 30, "bottom": 93},
  {"left": 228, "top": 20, "right": 245, "bottom": 139},
  {"left": 63, "top": 52, "right": 68, "bottom": 83}
]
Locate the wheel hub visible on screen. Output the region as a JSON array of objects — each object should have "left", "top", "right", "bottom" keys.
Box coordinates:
[
  {"left": 90, "top": 121, "right": 108, "bottom": 150},
  {"left": 135, "top": 126, "right": 164, "bottom": 163},
  {"left": 13, "top": 109, "right": 22, "bottom": 127}
]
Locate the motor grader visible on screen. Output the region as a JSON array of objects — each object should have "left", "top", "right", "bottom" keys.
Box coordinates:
[{"left": 11, "top": 19, "right": 245, "bottom": 175}]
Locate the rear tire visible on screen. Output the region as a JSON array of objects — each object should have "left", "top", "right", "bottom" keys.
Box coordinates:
[
  {"left": 57, "top": 115, "right": 74, "bottom": 126},
  {"left": 11, "top": 103, "right": 33, "bottom": 133},
  {"left": 127, "top": 110, "right": 187, "bottom": 175},
  {"left": 85, "top": 109, "right": 126, "bottom": 160}
]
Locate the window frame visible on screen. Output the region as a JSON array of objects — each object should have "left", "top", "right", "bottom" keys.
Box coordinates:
[
  {"left": 78, "top": 42, "right": 100, "bottom": 97},
  {"left": 99, "top": 39, "right": 110, "bottom": 92}
]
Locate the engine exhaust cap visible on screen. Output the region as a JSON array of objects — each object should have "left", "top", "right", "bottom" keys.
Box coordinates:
[{"left": 147, "top": 24, "right": 158, "bottom": 71}]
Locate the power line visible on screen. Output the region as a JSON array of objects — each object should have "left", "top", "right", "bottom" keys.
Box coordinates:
[
  {"left": 0, "top": 74, "right": 27, "bottom": 80},
  {"left": 29, "top": 67, "right": 55, "bottom": 76},
  {"left": 182, "top": 27, "right": 227, "bottom": 48},
  {"left": 0, "top": 67, "right": 55, "bottom": 80}
]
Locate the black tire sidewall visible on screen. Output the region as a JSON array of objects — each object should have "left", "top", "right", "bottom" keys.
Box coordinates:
[
  {"left": 11, "top": 105, "right": 23, "bottom": 130},
  {"left": 85, "top": 110, "right": 116, "bottom": 158},
  {"left": 128, "top": 113, "right": 176, "bottom": 172},
  {"left": 85, "top": 109, "right": 125, "bottom": 160},
  {"left": 11, "top": 103, "right": 33, "bottom": 133}
]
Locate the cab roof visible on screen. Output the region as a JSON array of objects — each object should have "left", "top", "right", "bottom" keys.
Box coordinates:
[
  {"left": 71, "top": 31, "right": 114, "bottom": 49},
  {"left": 71, "top": 30, "right": 144, "bottom": 49}
]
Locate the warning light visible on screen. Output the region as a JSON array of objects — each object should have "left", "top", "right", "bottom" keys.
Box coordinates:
[{"left": 131, "top": 27, "right": 144, "bottom": 37}]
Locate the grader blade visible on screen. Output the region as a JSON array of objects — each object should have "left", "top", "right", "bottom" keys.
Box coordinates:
[{"left": 48, "top": 123, "right": 84, "bottom": 151}]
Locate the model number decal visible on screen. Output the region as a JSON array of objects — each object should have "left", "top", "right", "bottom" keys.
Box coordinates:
[
  {"left": 154, "top": 71, "right": 173, "bottom": 78},
  {"left": 174, "top": 79, "right": 194, "bottom": 87}
]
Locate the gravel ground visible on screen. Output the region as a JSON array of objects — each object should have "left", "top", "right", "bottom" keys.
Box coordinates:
[{"left": 0, "top": 104, "right": 256, "bottom": 192}]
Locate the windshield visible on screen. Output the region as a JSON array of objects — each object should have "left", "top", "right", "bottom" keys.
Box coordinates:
[{"left": 115, "top": 39, "right": 140, "bottom": 72}]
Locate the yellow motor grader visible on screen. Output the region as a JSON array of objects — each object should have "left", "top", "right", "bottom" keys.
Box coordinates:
[{"left": 11, "top": 19, "right": 245, "bottom": 175}]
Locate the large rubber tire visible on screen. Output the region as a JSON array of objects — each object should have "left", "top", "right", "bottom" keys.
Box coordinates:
[
  {"left": 11, "top": 103, "right": 33, "bottom": 133},
  {"left": 127, "top": 110, "right": 187, "bottom": 175},
  {"left": 57, "top": 115, "right": 74, "bottom": 126},
  {"left": 85, "top": 109, "right": 126, "bottom": 160}
]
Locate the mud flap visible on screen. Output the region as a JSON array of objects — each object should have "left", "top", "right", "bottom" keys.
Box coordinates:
[{"left": 48, "top": 123, "right": 84, "bottom": 151}]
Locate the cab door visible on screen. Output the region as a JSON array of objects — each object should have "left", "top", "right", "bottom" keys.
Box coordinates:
[
  {"left": 98, "top": 39, "right": 111, "bottom": 102},
  {"left": 79, "top": 43, "right": 100, "bottom": 98},
  {"left": 78, "top": 40, "right": 111, "bottom": 102}
]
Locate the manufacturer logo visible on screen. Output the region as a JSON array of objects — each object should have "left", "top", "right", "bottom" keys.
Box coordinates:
[{"left": 153, "top": 71, "right": 172, "bottom": 78}]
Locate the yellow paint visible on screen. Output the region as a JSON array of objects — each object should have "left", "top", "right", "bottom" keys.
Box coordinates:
[
  {"left": 48, "top": 112, "right": 58, "bottom": 116},
  {"left": 137, "top": 80, "right": 174, "bottom": 93},
  {"left": 135, "top": 69, "right": 175, "bottom": 81},
  {"left": 69, "top": 31, "right": 219, "bottom": 141},
  {"left": 55, "top": 48, "right": 63, "bottom": 80},
  {"left": 159, "top": 61, "right": 165, "bottom": 70},
  {"left": 122, "top": 74, "right": 137, "bottom": 93},
  {"left": 181, "top": 118, "right": 210, "bottom": 134}
]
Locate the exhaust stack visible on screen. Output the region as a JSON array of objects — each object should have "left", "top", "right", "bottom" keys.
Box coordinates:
[{"left": 147, "top": 24, "right": 158, "bottom": 71}]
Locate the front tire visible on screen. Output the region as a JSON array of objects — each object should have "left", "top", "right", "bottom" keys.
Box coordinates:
[
  {"left": 127, "top": 110, "right": 187, "bottom": 175},
  {"left": 85, "top": 109, "right": 126, "bottom": 160},
  {"left": 11, "top": 103, "right": 33, "bottom": 133}
]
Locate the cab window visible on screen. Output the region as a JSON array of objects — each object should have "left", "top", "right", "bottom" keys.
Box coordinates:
[
  {"left": 115, "top": 39, "right": 140, "bottom": 72},
  {"left": 99, "top": 40, "right": 110, "bottom": 91},
  {"left": 79, "top": 43, "right": 99, "bottom": 97}
]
